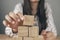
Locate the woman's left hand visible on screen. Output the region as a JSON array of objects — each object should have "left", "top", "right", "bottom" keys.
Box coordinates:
[
  {"left": 46, "top": 31, "right": 57, "bottom": 40},
  {"left": 41, "top": 30, "right": 57, "bottom": 40}
]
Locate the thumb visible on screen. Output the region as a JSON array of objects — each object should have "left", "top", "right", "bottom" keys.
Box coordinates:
[{"left": 41, "top": 30, "right": 47, "bottom": 36}]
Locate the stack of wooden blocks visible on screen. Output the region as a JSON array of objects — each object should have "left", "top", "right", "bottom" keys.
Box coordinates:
[
  {"left": 17, "top": 15, "right": 44, "bottom": 40},
  {"left": 0, "top": 15, "right": 58, "bottom": 40}
]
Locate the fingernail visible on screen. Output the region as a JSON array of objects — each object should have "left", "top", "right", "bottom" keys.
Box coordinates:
[
  {"left": 12, "top": 21, "right": 15, "bottom": 24},
  {"left": 9, "top": 21, "right": 11, "bottom": 23},
  {"left": 8, "top": 24, "right": 10, "bottom": 27},
  {"left": 13, "top": 29, "right": 15, "bottom": 30},
  {"left": 18, "top": 19, "right": 20, "bottom": 22},
  {"left": 13, "top": 29, "right": 17, "bottom": 32},
  {"left": 21, "top": 17, "right": 24, "bottom": 20}
]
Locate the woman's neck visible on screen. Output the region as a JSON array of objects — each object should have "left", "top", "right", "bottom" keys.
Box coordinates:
[{"left": 31, "top": 2, "right": 38, "bottom": 15}]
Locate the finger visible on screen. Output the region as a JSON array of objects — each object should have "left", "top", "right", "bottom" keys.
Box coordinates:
[
  {"left": 9, "top": 12, "right": 20, "bottom": 22},
  {"left": 3, "top": 20, "right": 16, "bottom": 29},
  {"left": 12, "top": 28, "right": 18, "bottom": 33},
  {"left": 5, "top": 14, "right": 15, "bottom": 24},
  {"left": 41, "top": 30, "right": 47, "bottom": 35},
  {"left": 17, "top": 13, "right": 24, "bottom": 21},
  {"left": 46, "top": 32, "right": 53, "bottom": 37},
  {"left": 5, "top": 15, "right": 12, "bottom": 23},
  {"left": 3, "top": 20, "right": 10, "bottom": 27},
  {"left": 3, "top": 20, "right": 7, "bottom": 26}
]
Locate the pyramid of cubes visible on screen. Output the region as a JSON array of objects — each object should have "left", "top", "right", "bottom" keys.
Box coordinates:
[
  {"left": 17, "top": 15, "right": 44, "bottom": 40},
  {"left": 0, "top": 15, "right": 44, "bottom": 40}
]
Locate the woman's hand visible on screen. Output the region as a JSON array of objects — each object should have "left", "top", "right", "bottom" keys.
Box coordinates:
[
  {"left": 41, "top": 30, "right": 47, "bottom": 40},
  {"left": 3, "top": 12, "right": 24, "bottom": 33},
  {"left": 46, "top": 31, "right": 57, "bottom": 40},
  {"left": 41, "top": 30, "right": 57, "bottom": 40}
]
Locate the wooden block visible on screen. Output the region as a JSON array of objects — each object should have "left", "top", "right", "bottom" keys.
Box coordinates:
[
  {"left": 29, "top": 26, "right": 39, "bottom": 37},
  {"left": 10, "top": 37, "right": 18, "bottom": 40},
  {"left": 33, "top": 35, "right": 44, "bottom": 40},
  {"left": 7, "top": 37, "right": 17, "bottom": 40},
  {"left": 16, "top": 37, "right": 22, "bottom": 40},
  {"left": 18, "top": 26, "right": 28, "bottom": 37},
  {"left": 23, "top": 15, "right": 34, "bottom": 26},
  {"left": 23, "top": 37, "right": 33, "bottom": 40}
]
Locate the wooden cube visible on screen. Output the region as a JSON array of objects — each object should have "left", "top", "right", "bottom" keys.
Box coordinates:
[
  {"left": 7, "top": 37, "right": 17, "bottom": 40},
  {"left": 16, "top": 37, "right": 22, "bottom": 40},
  {"left": 29, "top": 26, "right": 39, "bottom": 37},
  {"left": 33, "top": 35, "right": 44, "bottom": 40},
  {"left": 23, "top": 37, "right": 33, "bottom": 40},
  {"left": 23, "top": 15, "right": 34, "bottom": 26},
  {"left": 18, "top": 26, "right": 28, "bottom": 37},
  {"left": 9, "top": 38, "right": 16, "bottom": 40}
]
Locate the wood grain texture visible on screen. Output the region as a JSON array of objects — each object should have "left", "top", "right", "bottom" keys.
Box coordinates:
[{"left": 23, "top": 15, "right": 34, "bottom": 26}]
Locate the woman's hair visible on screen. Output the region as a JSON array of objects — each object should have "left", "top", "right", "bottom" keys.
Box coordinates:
[
  {"left": 23, "top": 0, "right": 32, "bottom": 15},
  {"left": 23, "top": 0, "right": 47, "bottom": 35}
]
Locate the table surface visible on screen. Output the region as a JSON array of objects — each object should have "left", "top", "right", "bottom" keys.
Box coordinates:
[{"left": 0, "top": 34, "right": 59, "bottom": 40}]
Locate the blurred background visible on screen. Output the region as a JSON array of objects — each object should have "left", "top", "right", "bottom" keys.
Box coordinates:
[{"left": 0, "top": 0, "right": 60, "bottom": 36}]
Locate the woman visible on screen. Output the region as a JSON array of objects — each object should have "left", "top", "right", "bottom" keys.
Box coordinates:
[{"left": 3, "top": 0, "right": 57, "bottom": 39}]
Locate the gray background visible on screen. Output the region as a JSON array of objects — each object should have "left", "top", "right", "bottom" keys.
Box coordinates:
[{"left": 0, "top": 0, "right": 60, "bottom": 36}]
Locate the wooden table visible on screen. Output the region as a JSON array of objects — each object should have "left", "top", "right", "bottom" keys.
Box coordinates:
[
  {"left": 0, "top": 34, "right": 59, "bottom": 40},
  {"left": 0, "top": 34, "right": 19, "bottom": 40},
  {"left": 57, "top": 36, "right": 60, "bottom": 40}
]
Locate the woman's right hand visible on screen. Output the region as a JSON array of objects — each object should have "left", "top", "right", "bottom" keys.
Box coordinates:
[{"left": 3, "top": 12, "right": 24, "bottom": 33}]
